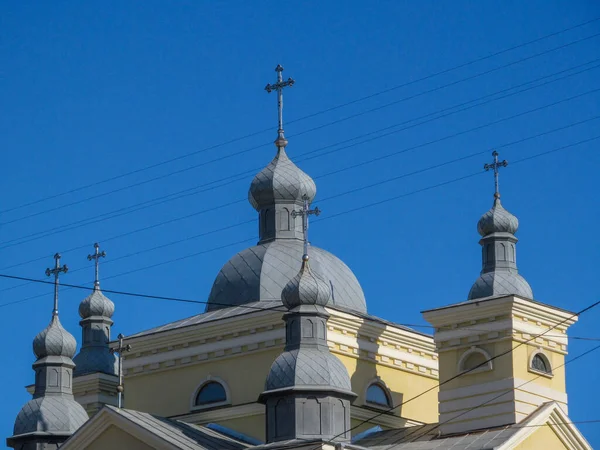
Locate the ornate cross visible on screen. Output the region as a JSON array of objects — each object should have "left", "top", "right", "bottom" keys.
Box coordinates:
[
  {"left": 110, "top": 333, "right": 132, "bottom": 408},
  {"left": 484, "top": 151, "right": 508, "bottom": 199},
  {"left": 291, "top": 196, "right": 321, "bottom": 256},
  {"left": 87, "top": 242, "right": 106, "bottom": 289},
  {"left": 45, "top": 253, "right": 68, "bottom": 316},
  {"left": 265, "top": 64, "right": 295, "bottom": 145}
]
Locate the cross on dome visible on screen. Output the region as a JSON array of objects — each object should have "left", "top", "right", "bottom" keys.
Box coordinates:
[{"left": 265, "top": 64, "right": 295, "bottom": 147}]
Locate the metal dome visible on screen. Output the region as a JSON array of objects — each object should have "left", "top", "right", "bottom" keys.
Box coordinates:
[{"left": 206, "top": 240, "right": 366, "bottom": 313}]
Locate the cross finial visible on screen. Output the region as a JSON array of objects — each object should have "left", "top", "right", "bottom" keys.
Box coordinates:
[
  {"left": 45, "top": 253, "right": 68, "bottom": 316},
  {"left": 87, "top": 242, "right": 106, "bottom": 290},
  {"left": 291, "top": 196, "right": 321, "bottom": 258},
  {"left": 110, "top": 333, "right": 132, "bottom": 408},
  {"left": 265, "top": 64, "right": 295, "bottom": 148},
  {"left": 484, "top": 151, "right": 508, "bottom": 199}
]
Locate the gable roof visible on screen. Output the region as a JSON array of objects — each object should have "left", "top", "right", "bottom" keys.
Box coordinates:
[
  {"left": 61, "top": 405, "right": 250, "bottom": 450},
  {"left": 352, "top": 402, "right": 593, "bottom": 450}
]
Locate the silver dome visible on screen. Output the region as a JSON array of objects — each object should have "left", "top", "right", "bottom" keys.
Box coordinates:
[
  {"left": 477, "top": 197, "right": 519, "bottom": 236},
  {"left": 207, "top": 240, "right": 366, "bottom": 313},
  {"left": 13, "top": 396, "right": 88, "bottom": 436},
  {"left": 468, "top": 271, "right": 533, "bottom": 300},
  {"left": 265, "top": 348, "right": 352, "bottom": 391},
  {"left": 33, "top": 315, "right": 77, "bottom": 359},
  {"left": 248, "top": 147, "right": 316, "bottom": 211}
]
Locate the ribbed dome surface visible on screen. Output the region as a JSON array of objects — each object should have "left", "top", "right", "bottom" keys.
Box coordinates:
[
  {"left": 78, "top": 288, "right": 115, "bottom": 318},
  {"left": 207, "top": 240, "right": 366, "bottom": 313},
  {"left": 478, "top": 198, "right": 519, "bottom": 236},
  {"left": 13, "top": 396, "right": 88, "bottom": 436},
  {"left": 468, "top": 271, "right": 533, "bottom": 300},
  {"left": 248, "top": 147, "right": 316, "bottom": 211},
  {"left": 265, "top": 348, "right": 352, "bottom": 391},
  {"left": 282, "top": 257, "right": 331, "bottom": 309},
  {"left": 33, "top": 315, "right": 77, "bottom": 359}
]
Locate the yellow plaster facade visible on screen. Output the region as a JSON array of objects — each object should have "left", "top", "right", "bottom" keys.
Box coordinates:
[
  {"left": 86, "top": 425, "right": 152, "bottom": 450},
  {"left": 115, "top": 307, "right": 438, "bottom": 441},
  {"left": 423, "top": 294, "right": 576, "bottom": 435},
  {"left": 513, "top": 424, "right": 565, "bottom": 450}
]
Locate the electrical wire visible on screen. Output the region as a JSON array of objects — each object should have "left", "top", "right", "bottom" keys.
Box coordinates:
[
  {"left": 4, "top": 55, "right": 598, "bottom": 232},
  {"left": 397, "top": 342, "right": 600, "bottom": 445},
  {"left": 2, "top": 77, "right": 599, "bottom": 251},
  {"left": 0, "top": 132, "right": 597, "bottom": 308},
  {"left": 305, "top": 299, "right": 600, "bottom": 448},
  {"left": 3, "top": 31, "right": 600, "bottom": 227},
  {"left": 3, "top": 16, "right": 597, "bottom": 216},
  {"left": 1, "top": 118, "right": 597, "bottom": 294}
]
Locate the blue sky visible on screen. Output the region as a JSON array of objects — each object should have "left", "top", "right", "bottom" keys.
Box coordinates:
[{"left": 1, "top": 1, "right": 599, "bottom": 446}]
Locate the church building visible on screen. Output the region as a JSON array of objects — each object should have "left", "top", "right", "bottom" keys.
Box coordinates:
[{"left": 6, "top": 66, "right": 593, "bottom": 450}]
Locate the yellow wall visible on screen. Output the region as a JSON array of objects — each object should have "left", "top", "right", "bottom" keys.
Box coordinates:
[
  {"left": 438, "top": 340, "right": 566, "bottom": 393},
  {"left": 513, "top": 424, "right": 567, "bottom": 450},
  {"left": 86, "top": 425, "right": 154, "bottom": 450},
  {"left": 337, "top": 353, "right": 438, "bottom": 424},
  {"left": 126, "top": 349, "right": 281, "bottom": 416}
]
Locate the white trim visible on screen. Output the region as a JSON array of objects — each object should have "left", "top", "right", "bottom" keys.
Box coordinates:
[
  {"left": 189, "top": 376, "right": 231, "bottom": 411},
  {"left": 457, "top": 346, "right": 493, "bottom": 375},
  {"left": 529, "top": 350, "right": 553, "bottom": 377}
]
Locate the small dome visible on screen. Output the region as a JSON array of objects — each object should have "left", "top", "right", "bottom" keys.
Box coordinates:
[
  {"left": 79, "top": 288, "right": 115, "bottom": 318},
  {"left": 13, "top": 396, "right": 88, "bottom": 436},
  {"left": 477, "top": 197, "right": 519, "bottom": 236},
  {"left": 74, "top": 347, "right": 118, "bottom": 376},
  {"left": 33, "top": 315, "right": 77, "bottom": 359},
  {"left": 248, "top": 147, "right": 317, "bottom": 211},
  {"left": 265, "top": 348, "right": 352, "bottom": 391},
  {"left": 207, "top": 240, "right": 366, "bottom": 313},
  {"left": 468, "top": 271, "right": 533, "bottom": 300},
  {"left": 282, "top": 256, "right": 331, "bottom": 309}
]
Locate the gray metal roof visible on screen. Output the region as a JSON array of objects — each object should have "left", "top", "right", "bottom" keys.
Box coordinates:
[
  {"left": 100, "top": 406, "right": 250, "bottom": 450},
  {"left": 33, "top": 314, "right": 77, "bottom": 359},
  {"left": 206, "top": 240, "right": 367, "bottom": 313},
  {"left": 265, "top": 348, "right": 352, "bottom": 391},
  {"left": 477, "top": 198, "right": 519, "bottom": 236},
  {"left": 281, "top": 257, "right": 331, "bottom": 309},
  {"left": 248, "top": 146, "right": 316, "bottom": 211},
  {"left": 12, "top": 395, "right": 88, "bottom": 437},
  {"left": 468, "top": 271, "right": 533, "bottom": 301},
  {"left": 352, "top": 423, "right": 520, "bottom": 450},
  {"left": 78, "top": 287, "right": 115, "bottom": 318}
]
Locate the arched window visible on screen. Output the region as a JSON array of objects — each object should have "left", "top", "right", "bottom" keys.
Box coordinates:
[
  {"left": 531, "top": 353, "right": 552, "bottom": 375},
  {"left": 366, "top": 383, "right": 391, "bottom": 407},
  {"left": 458, "top": 347, "right": 493, "bottom": 374},
  {"left": 194, "top": 381, "right": 227, "bottom": 406}
]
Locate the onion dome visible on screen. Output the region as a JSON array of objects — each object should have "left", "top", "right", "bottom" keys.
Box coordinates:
[
  {"left": 33, "top": 315, "right": 77, "bottom": 359},
  {"left": 79, "top": 287, "right": 115, "bottom": 318},
  {"left": 248, "top": 147, "right": 317, "bottom": 211},
  {"left": 282, "top": 255, "right": 331, "bottom": 309},
  {"left": 477, "top": 197, "right": 519, "bottom": 236}
]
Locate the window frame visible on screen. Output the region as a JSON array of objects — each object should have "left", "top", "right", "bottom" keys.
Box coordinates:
[
  {"left": 457, "top": 347, "right": 493, "bottom": 375},
  {"left": 190, "top": 377, "right": 231, "bottom": 411},
  {"left": 364, "top": 381, "right": 393, "bottom": 409},
  {"left": 529, "top": 351, "right": 553, "bottom": 378}
]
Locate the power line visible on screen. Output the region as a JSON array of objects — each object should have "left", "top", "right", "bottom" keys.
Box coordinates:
[
  {"left": 2, "top": 76, "right": 598, "bottom": 251},
  {"left": 399, "top": 342, "right": 600, "bottom": 444},
  {"left": 3, "top": 32, "right": 599, "bottom": 227},
  {"left": 1, "top": 133, "right": 597, "bottom": 308},
  {"left": 1, "top": 112, "right": 597, "bottom": 286},
  {"left": 3, "top": 17, "right": 597, "bottom": 217},
  {"left": 308, "top": 298, "right": 600, "bottom": 447}
]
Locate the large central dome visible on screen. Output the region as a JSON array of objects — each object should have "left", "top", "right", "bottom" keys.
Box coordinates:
[{"left": 206, "top": 240, "right": 366, "bottom": 313}]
